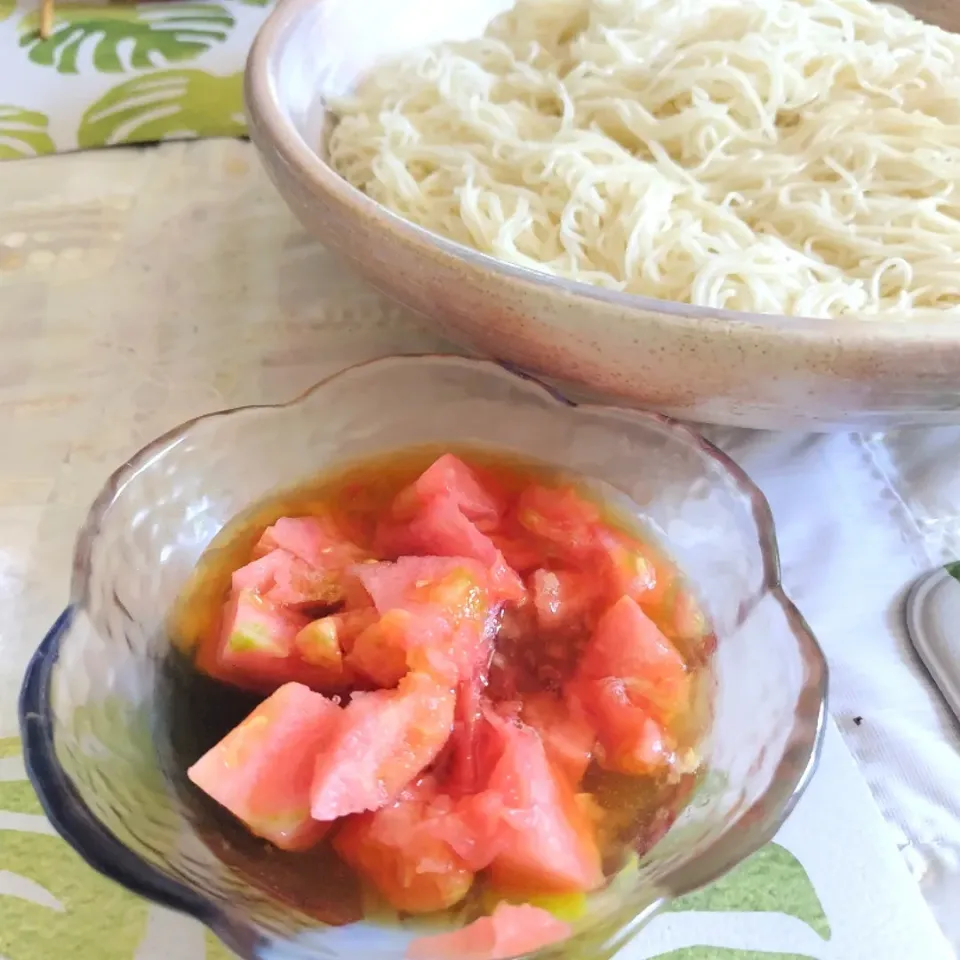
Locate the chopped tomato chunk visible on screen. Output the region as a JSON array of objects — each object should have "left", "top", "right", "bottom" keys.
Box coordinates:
[
  {"left": 375, "top": 502, "right": 524, "bottom": 603},
  {"left": 520, "top": 693, "right": 594, "bottom": 785},
  {"left": 377, "top": 496, "right": 495, "bottom": 561},
  {"left": 516, "top": 485, "right": 601, "bottom": 563},
  {"left": 595, "top": 529, "right": 661, "bottom": 605},
  {"left": 489, "top": 533, "right": 545, "bottom": 574},
  {"left": 575, "top": 595, "right": 690, "bottom": 723},
  {"left": 347, "top": 609, "right": 445, "bottom": 688},
  {"left": 311, "top": 672, "right": 456, "bottom": 821},
  {"left": 293, "top": 610, "right": 377, "bottom": 683},
  {"left": 450, "top": 712, "right": 603, "bottom": 893},
  {"left": 209, "top": 591, "right": 357, "bottom": 693},
  {"left": 515, "top": 487, "right": 664, "bottom": 610},
  {"left": 572, "top": 677, "right": 675, "bottom": 775},
  {"left": 664, "top": 586, "right": 717, "bottom": 665},
  {"left": 188, "top": 682, "right": 341, "bottom": 851},
  {"left": 231, "top": 549, "right": 294, "bottom": 593},
  {"left": 255, "top": 515, "right": 367, "bottom": 569},
  {"left": 530, "top": 568, "right": 599, "bottom": 635},
  {"left": 568, "top": 595, "right": 689, "bottom": 775},
  {"left": 265, "top": 564, "right": 345, "bottom": 612},
  {"left": 232, "top": 546, "right": 345, "bottom": 612},
  {"left": 216, "top": 590, "right": 308, "bottom": 678},
  {"left": 484, "top": 718, "right": 603, "bottom": 893},
  {"left": 347, "top": 558, "right": 510, "bottom": 687},
  {"left": 303, "top": 609, "right": 377, "bottom": 660},
  {"left": 334, "top": 779, "right": 474, "bottom": 914},
  {"left": 409, "top": 453, "right": 503, "bottom": 524},
  {"left": 352, "top": 556, "right": 490, "bottom": 616}
]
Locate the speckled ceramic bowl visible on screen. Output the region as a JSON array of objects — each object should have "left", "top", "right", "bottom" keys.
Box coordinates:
[
  {"left": 20, "top": 356, "right": 826, "bottom": 960},
  {"left": 244, "top": 0, "right": 960, "bottom": 431}
]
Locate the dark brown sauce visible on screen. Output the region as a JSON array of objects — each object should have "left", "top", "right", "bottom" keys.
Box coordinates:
[{"left": 161, "top": 445, "right": 714, "bottom": 927}]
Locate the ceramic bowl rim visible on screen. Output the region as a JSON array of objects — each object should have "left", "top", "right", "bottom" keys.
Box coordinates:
[{"left": 244, "top": 0, "right": 960, "bottom": 346}]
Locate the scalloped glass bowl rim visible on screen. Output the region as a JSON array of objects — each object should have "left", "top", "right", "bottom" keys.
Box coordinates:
[{"left": 18, "top": 355, "right": 828, "bottom": 959}]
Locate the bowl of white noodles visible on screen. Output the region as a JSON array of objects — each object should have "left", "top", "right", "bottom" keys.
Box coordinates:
[{"left": 246, "top": 0, "right": 960, "bottom": 430}]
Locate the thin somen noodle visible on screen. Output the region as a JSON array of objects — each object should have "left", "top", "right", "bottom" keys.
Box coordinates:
[{"left": 327, "top": 0, "right": 960, "bottom": 319}]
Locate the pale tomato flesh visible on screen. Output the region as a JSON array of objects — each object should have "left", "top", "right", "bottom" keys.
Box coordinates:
[{"left": 188, "top": 682, "right": 340, "bottom": 850}]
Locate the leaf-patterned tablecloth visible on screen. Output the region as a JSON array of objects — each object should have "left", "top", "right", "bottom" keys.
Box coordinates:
[
  {"left": 0, "top": 0, "right": 271, "bottom": 158},
  {"left": 0, "top": 720, "right": 951, "bottom": 960}
]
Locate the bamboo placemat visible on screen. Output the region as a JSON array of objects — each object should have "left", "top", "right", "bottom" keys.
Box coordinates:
[{"left": 0, "top": 0, "right": 273, "bottom": 158}]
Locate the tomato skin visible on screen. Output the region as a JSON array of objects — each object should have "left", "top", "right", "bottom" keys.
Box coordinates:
[
  {"left": 445, "top": 631, "right": 497, "bottom": 797},
  {"left": 187, "top": 682, "right": 341, "bottom": 851},
  {"left": 334, "top": 780, "right": 474, "bottom": 914}
]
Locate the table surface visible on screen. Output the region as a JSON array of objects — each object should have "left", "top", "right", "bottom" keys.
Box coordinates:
[
  {"left": 890, "top": 0, "right": 959, "bottom": 29},
  {"left": 2, "top": 138, "right": 960, "bottom": 957}
]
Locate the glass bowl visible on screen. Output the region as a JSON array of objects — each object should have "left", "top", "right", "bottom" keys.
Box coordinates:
[{"left": 19, "top": 355, "right": 827, "bottom": 960}]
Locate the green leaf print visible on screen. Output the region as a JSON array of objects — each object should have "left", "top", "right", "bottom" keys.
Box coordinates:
[
  {"left": 666, "top": 843, "right": 830, "bottom": 940},
  {"left": 78, "top": 70, "right": 245, "bottom": 148},
  {"left": 19, "top": 3, "right": 233, "bottom": 74},
  {"left": 0, "top": 738, "right": 150, "bottom": 960},
  {"left": 1, "top": 736, "right": 25, "bottom": 758},
  {"left": 0, "top": 0, "right": 13, "bottom": 23},
  {"left": 230, "top": 0, "right": 271, "bottom": 6},
  {"left": 946, "top": 561, "right": 960, "bottom": 582},
  {"left": 0, "top": 737, "right": 43, "bottom": 816},
  {"left": 654, "top": 950, "right": 816, "bottom": 960},
  {"left": 0, "top": 106, "right": 55, "bottom": 160},
  {"left": 206, "top": 929, "right": 239, "bottom": 959},
  {"left": 0, "top": 771, "right": 44, "bottom": 815}
]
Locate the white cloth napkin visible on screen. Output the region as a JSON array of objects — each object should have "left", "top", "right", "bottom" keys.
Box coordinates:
[
  {"left": 627, "top": 722, "right": 953, "bottom": 960},
  {"left": 707, "top": 426, "right": 960, "bottom": 952}
]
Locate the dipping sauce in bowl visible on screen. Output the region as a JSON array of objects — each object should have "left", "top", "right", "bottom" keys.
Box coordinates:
[{"left": 168, "top": 447, "right": 714, "bottom": 956}]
